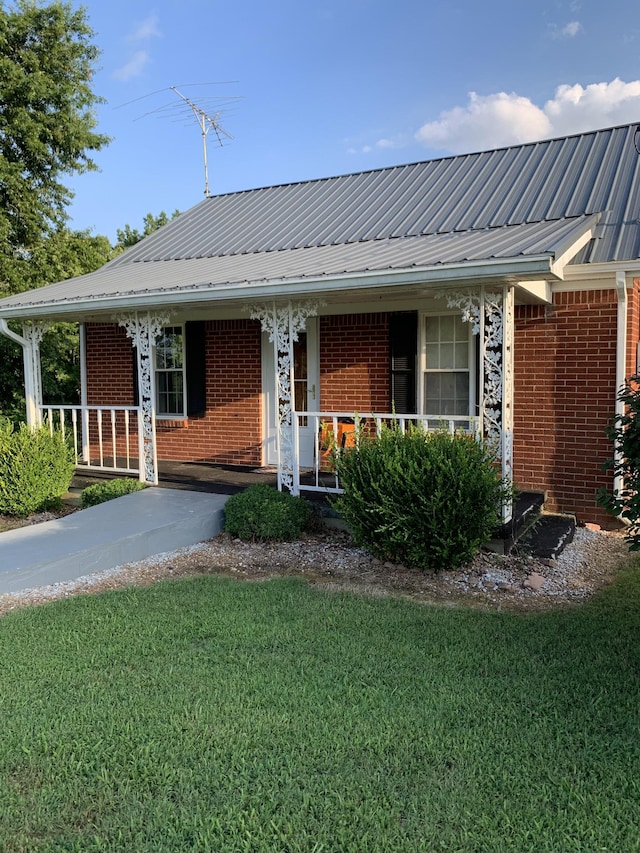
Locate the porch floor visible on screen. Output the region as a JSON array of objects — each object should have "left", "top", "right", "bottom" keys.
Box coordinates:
[{"left": 72, "top": 461, "right": 336, "bottom": 500}]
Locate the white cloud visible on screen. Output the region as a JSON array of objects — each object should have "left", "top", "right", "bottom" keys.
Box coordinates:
[
  {"left": 561, "top": 20, "right": 582, "bottom": 37},
  {"left": 113, "top": 50, "right": 151, "bottom": 82},
  {"left": 127, "top": 15, "right": 161, "bottom": 42},
  {"left": 113, "top": 15, "right": 162, "bottom": 81},
  {"left": 415, "top": 79, "right": 640, "bottom": 154}
]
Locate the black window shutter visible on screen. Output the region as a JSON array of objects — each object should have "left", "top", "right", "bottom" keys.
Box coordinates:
[
  {"left": 389, "top": 312, "right": 417, "bottom": 414},
  {"left": 185, "top": 320, "right": 207, "bottom": 417},
  {"left": 132, "top": 348, "right": 139, "bottom": 406}
]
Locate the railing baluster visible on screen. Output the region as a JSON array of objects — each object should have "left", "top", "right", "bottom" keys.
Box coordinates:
[
  {"left": 110, "top": 409, "right": 117, "bottom": 469},
  {"left": 124, "top": 410, "right": 130, "bottom": 470},
  {"left": 71, "top": 408, "right": 79, "bottom": 461},
  {"left": 97, "top": 411, "right": 104, "bottom": 467},
  {"left": 35, "top": 403, "right": 142, "bottom": 478}
]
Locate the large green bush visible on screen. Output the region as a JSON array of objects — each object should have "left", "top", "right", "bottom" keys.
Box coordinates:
[
  {"left": 224, "top": 484, "right": 313, "bottom": 541},
  {"left": 81, "top": 477, "right": 147, "bottom": 508},
  {"left": 333, "top": 425, "right": 509, "bottom": 572},
  {"left": 0, "top": 419, "right": 75, "bottom": 516}
]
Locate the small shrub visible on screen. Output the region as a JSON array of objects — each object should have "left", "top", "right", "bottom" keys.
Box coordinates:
[
  {"left": 0, "top": 419, "right": 75, "bottom": 516},
  {"left": 81, "top": 478, "right": 147, "bottom": 508},
  {"left": 333, "top": 425, "right": 509, "bottom": 572},
  {"left": 224, "top": 484, "right": 313, "bottom": 541},
  {"left": 598, "top": 376, "right": 640, "bottom": 548}
]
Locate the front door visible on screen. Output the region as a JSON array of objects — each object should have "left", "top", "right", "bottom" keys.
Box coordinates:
[{"left": 262, "top": 318, "right": 319, "bottom": 467}]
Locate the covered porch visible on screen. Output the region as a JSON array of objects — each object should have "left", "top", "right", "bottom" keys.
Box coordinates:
[{"left": 19, "top": 281, "right": 519, "bottom": 518}]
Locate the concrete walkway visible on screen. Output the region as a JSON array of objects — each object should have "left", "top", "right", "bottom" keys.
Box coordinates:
[{"left": 0, "top": 488, "right": 229, "bottom": 595}]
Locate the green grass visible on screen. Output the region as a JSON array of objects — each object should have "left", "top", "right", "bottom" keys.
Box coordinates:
[{"left": 0, "top": 570, "right": 639, "bottom": 852}]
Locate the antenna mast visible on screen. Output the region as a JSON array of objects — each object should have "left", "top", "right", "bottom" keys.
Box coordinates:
[{"left": 170, "top": 85, "right": 234, "bottom": 197}]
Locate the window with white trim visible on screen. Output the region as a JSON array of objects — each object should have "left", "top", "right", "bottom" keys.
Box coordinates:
[
  {"left": 422, "top": 314, "right": 473, "bottom": 417},
  {"left": 154, "top": 325, "right": 186, "bottom": 417}
]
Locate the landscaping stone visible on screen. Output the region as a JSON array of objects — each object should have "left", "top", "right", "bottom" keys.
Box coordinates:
[{"left": 524, "top": 572, "right": 546, "bottom": 592}]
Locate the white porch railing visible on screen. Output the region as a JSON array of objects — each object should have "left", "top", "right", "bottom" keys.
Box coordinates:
[
  {"left": 40, "top": 405, "right": 144, "bottom": 479},
  {"left": 293, "top": 411, "right": 481, "bottom": 495}
]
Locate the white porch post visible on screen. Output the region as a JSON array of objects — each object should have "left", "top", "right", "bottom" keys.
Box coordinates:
[
  {"left": 249, "top": 300, "right": 319, "bottom": 494},
  {"left": 0, "top": 320, "right": 47, "bottom": 427},
  {"left": 444, "top": 285, "right": 514, "bottom": 524},
  {"left": 118, "top": 312, "right": 170, "bottom": 485}
]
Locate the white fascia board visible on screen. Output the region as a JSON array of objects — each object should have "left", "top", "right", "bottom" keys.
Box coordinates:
[
  {"left": 513, "top": 280, "right": 553, "bottom": 304},
  {"left": 0, "top": 254, "right": 558, "bottom": 322},
  {"left": 560, "top": 260, "right": 640, "bottom": 284},
  {"left": 549, "top": 217, "right": 599, "bottom": 279}
]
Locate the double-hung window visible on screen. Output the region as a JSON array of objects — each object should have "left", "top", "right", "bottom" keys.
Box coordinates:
[
  {"left": 154, "top": 325, "right": 186, "bottom": 417},
  {"left": 421, "top": 314, "right": 473, "bottom": 422}
]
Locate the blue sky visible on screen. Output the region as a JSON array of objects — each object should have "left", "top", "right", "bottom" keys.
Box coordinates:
[{"left": 67, "top": 0, "right": 640, "bottom": 241}]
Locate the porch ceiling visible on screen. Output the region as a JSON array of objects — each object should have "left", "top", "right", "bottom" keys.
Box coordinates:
[{"left": 0, "top": 214, "right": 598, "bottom": 321}]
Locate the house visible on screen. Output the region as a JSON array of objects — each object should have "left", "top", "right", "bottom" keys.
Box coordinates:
[{"left": 1, "top": 121, "right": 640, "bottom": 528}]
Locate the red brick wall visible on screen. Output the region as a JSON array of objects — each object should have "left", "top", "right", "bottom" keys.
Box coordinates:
[
  {"left": 85, "top": 320, "right": 263, "bottom": 466},
  {"left": 319, "top": 313, "right": 390, "bottom": 411},
  {"left": 85, "top": 323, "right": 134, "bottom": 406},
  {"left": 513, "top": 289, "right": 618, "bottom": 526}
]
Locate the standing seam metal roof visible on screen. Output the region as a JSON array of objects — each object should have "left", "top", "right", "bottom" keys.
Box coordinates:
[{"left": 105, "top": 122, "right": 640, "bottom": 268}]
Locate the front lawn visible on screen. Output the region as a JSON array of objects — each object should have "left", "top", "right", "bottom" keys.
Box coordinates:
[{"left": 0, "top": 569, "right": 639, "bottom": 851}]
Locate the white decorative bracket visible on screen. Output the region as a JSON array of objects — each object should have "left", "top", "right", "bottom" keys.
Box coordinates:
[
  {"left": 117, "top": 311, "right": 172, "bottom": 485},
  {"left": 249, "top": 300, "right": 320, "bottom": 493}
]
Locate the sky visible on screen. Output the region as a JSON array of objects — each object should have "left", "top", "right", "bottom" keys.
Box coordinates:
[{"left": 66, "top": 0, "right": 640, "bottom": 242}]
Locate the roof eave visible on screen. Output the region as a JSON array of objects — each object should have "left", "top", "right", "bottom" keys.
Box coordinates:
[{"left": 0, "top": 254, "right": 558, "bottom": 321}]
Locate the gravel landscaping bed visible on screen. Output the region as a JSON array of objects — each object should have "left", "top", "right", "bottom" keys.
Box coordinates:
[{"left": 0, "top": 514, "right": 633, "bottom": 616}]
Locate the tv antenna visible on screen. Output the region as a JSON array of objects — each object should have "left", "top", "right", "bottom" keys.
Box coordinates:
[
  {"left": 119, "top": 83, "right": 240, "bottom": 197},
  {"left": 169, "top": 86, "right": 233, "bottom": 197}
]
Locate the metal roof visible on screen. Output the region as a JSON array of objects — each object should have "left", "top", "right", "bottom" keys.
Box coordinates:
[
  {"left": 0, "top": 122, "right": 639, "bottom": 318},
  {"left": 107, "top": 122, "right": 640, "bottom": 267},
  {"left": 0, "top": 217, "right": 598, "bottom": 317}
]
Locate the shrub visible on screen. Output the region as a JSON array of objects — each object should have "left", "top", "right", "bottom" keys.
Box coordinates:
[
  {"left": 81, "top": 477, "right": 147, "bottom": 508},
  {"left": 0, "top": 419, "right": 75, "bottom": 516},
  {"left": 224, "top": 483, "right": 313, "bottom": 541},
  {"left": 333, "top": 425, "right": 509, "bottom": 572},
  {"left": 598, "top": 377, "right": 640, "bottom": 548}
]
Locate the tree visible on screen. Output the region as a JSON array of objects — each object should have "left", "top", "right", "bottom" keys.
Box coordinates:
[
  {"left": 0, "top": 212, "right": 180, "bottom": 420},
  {"left": 0, "top": 0, "right": 109, "bottom": 294},
  {"left": 115, "top": 209, "right": 181, "bottom": 252},
  {"left": 0, "top": 227, "right": 114, "bottom": 420}
]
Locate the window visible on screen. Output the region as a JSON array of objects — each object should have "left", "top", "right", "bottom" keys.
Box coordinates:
[
  {"left": 155, "top": 326, "right": 185, "bottom": 417},
  {"left": 422, "top": 314, "right": 472, "bottom": 417}
]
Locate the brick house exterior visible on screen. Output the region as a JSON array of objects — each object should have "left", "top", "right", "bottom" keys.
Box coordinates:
[{"left": 2, "top": 123, "right": 640, "bottom": 528}]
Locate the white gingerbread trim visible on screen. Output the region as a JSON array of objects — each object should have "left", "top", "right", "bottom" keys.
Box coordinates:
[
  {"left": 117, "top": 311, "right": 172, "bottom": 485},
  {"left": 249, "top": 300, "right": 320, "bottom": 493},
  {"left": 438, "top": 286, "right": 514, "bottom": 523}
]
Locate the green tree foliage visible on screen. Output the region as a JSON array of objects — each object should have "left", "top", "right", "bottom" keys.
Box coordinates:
[
  {"left": 0, "top": 228, "right": 113, "bottom": 419},
  {"left": 333, "top": 425, "right": 509, "bottom": 572},
  {"left": 598, "top": 377, "right": 640, "bottom": 549},
  {"left": 115, "top": 209, "right": 180, "bottom": 252},
  {"left": 0, "top": 0, "right": 109, "bottom": 293},
  {"left": 0, "top": 1, "right": 110, "bottom": 419}
]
